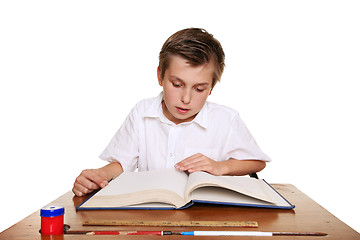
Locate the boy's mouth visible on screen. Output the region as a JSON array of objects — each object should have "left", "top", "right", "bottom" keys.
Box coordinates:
[{"left": 176, "top": 107, "right": 190, "bottom": 114}]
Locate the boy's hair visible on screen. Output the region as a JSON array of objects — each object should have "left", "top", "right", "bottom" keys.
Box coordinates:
[{"left": 159, "top": 28, "right": 225, "bottom": 87}]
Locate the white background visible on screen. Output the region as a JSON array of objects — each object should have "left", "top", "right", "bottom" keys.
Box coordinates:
[{"left": 1, "top": 0, "right": 359, "bottom": 234}]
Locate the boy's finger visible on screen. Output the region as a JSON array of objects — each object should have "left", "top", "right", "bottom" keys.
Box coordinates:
[
  {"left": 176, "top": 153, "right": 204, "bottom": 167},
  {"left": 176, "top": 161, "right": 203, "bottom": 172},
  {"left": 184, "top": 154, "right": 211, "bottom": 167},
  {"left": 73, "top": 182, "right": 92, "bottom": 196},
  {"left": 72, "top": 187, "right": 84, "bottom": 197},
  {"left": 90, "top": 175, "right": 108, "bottom": 188},
  {"left": 188, "top": 164, "right": 217, "bottom": 175},
  {"left": 187, "top": 161, "right": 209, "bottom": 171},
  {"left": 73, "top": 181, "right": 95, "bottom": 197},
  {"left": 76, "top": 175, "right": 99, "bottom": 190},
  {"left": 179, "top": 153, "right": 202, "bottom": 163},
  {"left": 81, "top": 170, "right": 108, "bottom": 188}
]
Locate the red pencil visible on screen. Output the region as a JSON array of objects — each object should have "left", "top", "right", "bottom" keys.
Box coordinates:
[{"left": 86, "top": 231, "right": 174, "bottom": 235}]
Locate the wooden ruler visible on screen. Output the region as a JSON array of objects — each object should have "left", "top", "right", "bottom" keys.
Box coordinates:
[{"left": 83, "top": 219, "right": 258, "bottom": 227}]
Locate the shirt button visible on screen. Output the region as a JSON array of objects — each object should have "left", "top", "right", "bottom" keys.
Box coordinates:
[{"left": 169, "top": 153, "right": 173, "bottom": 157}]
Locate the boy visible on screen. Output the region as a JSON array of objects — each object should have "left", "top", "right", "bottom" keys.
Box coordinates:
[{"left": 72, "top": 28, "right": 270, "bottom": 197}]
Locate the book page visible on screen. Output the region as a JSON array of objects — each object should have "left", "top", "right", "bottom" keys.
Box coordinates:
[
  {"left": 81, "top": 168, "right": 189, "bottom": 208},
  {"left": 185, "top": 172, "right": 274, "bottom": 203},
  {"left": 189, "top": 186, "right": 274, "bottom": 206},
  {"left": 97, "top": 168, "right": 188, "bottom": 197}
]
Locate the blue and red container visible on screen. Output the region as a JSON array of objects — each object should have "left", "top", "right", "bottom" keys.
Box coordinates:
[{"left": 40, "top": 205, "right": 64, "bottom": 235}]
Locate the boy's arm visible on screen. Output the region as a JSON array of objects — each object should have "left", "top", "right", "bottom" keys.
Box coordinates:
[
  {"left": 175, "top": 153, "right": 266, "bottom": 176},
  {"left": 219, "top": 159, "right": 266, "bottom": 176},
  {"left": 72, "top": 161, "right": 124, "bottom": 196}
]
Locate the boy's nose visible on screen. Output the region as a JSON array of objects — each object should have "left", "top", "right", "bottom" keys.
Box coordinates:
[{"left": 181, "top": 90, "right": 191, "bottom": 104}]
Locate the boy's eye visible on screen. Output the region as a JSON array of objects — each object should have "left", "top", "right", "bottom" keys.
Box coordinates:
[
  {"left": 196, "top": 88, "right": 205, "bottom": 92},
  {"left": 172, "top": 83, "right": 181, "bottom": 87}
]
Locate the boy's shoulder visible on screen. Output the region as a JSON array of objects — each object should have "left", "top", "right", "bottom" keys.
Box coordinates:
[
  {"left": 132, "top": 94, "right": 162, "bottom": 115},
  {"left": 135, "top": 95, "right": 158, "bottom": 107},
  {"left": 205, "top": 101, "right": 240, "bottom": 120}
]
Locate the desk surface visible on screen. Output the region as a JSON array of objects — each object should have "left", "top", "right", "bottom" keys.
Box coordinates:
[{"left": 1, "top": 184, "right": 359, "bottom": 239}]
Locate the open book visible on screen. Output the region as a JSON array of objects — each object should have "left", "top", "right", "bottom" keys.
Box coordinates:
[{"left": 77, "top": 168, "right": 294, "bottom": 210}]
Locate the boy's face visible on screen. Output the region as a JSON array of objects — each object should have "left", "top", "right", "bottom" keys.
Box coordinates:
[{"left": 158, "top": 55, "right": 214, "bottom": 125}]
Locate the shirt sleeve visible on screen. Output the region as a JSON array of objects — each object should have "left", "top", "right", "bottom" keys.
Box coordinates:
[
  {"left": 99, "top": 105, "right": 140, "bottom": 172},
  {"left": 224, "top": 113, "right": 271, "bottom": 162}
]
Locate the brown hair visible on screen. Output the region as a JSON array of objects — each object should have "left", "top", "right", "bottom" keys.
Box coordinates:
[{"left": 159, "top": 28, "right": 225, "bottom": 87}]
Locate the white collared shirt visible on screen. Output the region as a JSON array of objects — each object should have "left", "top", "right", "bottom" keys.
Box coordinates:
[{"left": 99, "top": 92, "right": 271, "bottom": 172}]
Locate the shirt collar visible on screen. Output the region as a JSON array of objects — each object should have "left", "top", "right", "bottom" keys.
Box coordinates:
[
  {"left": 143, "top": 92, "right": 208, "bottom": 129},
  {"left": 143, "top": 92, "right": 164, "bottom": 118}
]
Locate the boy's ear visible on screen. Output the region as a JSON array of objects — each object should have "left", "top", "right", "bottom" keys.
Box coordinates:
[{"left": 157, "top": 67, "right": 163, "bottom": 86}]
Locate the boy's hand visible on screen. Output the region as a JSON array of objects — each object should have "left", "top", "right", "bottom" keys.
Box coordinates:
[
  {"left": 73, "top": 162, "right": 124, "bottom": 197},
  {"left": 72, "top": 169, "right": 109, "bottom": 197},
  {"left": 175, "top": 153, "right": 225, "bottom": 176}
]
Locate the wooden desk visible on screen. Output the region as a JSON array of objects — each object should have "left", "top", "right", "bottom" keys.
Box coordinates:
[{"left": 1, "top": 184, "right": 359, "bottom": 239}]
